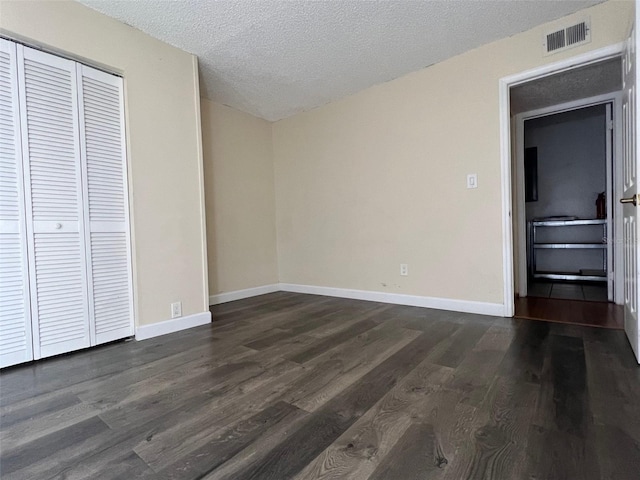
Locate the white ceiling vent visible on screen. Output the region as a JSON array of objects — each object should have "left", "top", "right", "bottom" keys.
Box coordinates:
[{"left": 543, "top": 18, "right": 591, "bottom": 56}]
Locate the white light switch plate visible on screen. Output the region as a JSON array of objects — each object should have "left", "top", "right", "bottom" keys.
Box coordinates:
[{"left": 467, "top": 174, "right": 478, "bottom": 189}]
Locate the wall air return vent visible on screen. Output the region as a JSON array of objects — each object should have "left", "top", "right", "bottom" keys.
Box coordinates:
[{"left": 543, "top": 18, "right": 591, "bottom": 56}]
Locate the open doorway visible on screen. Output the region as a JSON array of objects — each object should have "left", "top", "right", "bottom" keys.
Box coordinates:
[
  {"left": 510, "top": 57, "right": 624, "bottom": 328},
  {"left": 525, "top": 105, "right": 611, "bottom": 301}
]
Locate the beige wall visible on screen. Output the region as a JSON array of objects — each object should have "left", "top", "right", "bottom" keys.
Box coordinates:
[
  {"left": 273, "top": 0, "right": 633, "bottom": 306},
  {"left": 201, "top": 99, "right": 278, "bottom": 296},
  {"left": 0, "top": 0, "right": 209, "bottom": 325},
  {"left": 1, "top": 0, "right": 631, "bottom": 321}
]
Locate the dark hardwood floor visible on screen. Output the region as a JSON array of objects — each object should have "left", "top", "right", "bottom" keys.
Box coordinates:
[
  {"left": 515, "top": 296, "right": 624, "bottom": 329},
  {"left": 1, "top": 292, "right": 639, "bottom": 479}
]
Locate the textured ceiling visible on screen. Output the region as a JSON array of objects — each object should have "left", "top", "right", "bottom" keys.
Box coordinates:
[
  {"left": 78, "top": 0, "right": 605, "bottom": 121},
  {"left": 511, "top": 57, "right": 622, "bottom": 114}
]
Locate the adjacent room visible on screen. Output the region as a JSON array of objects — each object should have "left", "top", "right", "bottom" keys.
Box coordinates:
[
  {"left": 524, "top": 106, "right": 610, "bottom": 302},
  {"left": 1, "top": 1, "right": 639, "bottom": 479},
  {"left": 510, "top": 56, "right": 627, "bottom": 328}
]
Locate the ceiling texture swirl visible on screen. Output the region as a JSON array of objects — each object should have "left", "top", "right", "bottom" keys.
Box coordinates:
[{"left": 79, "top": 0, "right": 605, "bottom": 121}]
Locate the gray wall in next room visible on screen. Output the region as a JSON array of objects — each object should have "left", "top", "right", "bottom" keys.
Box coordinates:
[{"left": 525, "top": 104, "right": 607, "bottom": 274}]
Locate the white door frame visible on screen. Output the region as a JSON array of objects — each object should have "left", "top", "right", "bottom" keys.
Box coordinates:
[
  {"left": 499, "top": 42, "right": 624, "bottom": 317},
  {"left": 514, "top": 93, "right": 623, "bottom": 303}
]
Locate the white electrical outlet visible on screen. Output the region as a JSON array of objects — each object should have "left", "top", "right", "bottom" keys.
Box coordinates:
[
  {"left": 400, "top": 264, "right": 408, "bottom": 276},
  {"left": 171, "top": 301, "right": 182, "bottom": 319}
]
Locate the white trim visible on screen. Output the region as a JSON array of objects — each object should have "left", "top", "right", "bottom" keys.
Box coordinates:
[
  {"left": 135, "top": 311, "right": 211, "bottom": 341},
  {"left": 515, "top": 92, "right": 622, "bottom": 120},
  {"left": 499, "top": 77, "right": 515, "bottom": 317},
  {"left": 208, "top": 283, "right": 504, "bottom": 316},
  {"left": 193, "top": 56, "right": 210, "bottom": 313},
  {"left": 613, "top": 93, "right": 624, "bottom": 305},
  {"left": 515, "top": 114, "right": 527, "bottom": 298},
  {"left": 279, "top": 284, "right": 504, "bottom": 317},
  {"left": 499, "top": 42, "right": 625, "bottom": 317},
  {"left": 121, "top": 60, "right": 140, "bottom": 346},
  {"left": 606, "top": 102, "right": 614, "bottom": 302},
  {"left": 209, "top": 284, "right": 280, "bottom": 305},
  {"left": 502, "top": 43, "right": 624, "bottom": 88}
]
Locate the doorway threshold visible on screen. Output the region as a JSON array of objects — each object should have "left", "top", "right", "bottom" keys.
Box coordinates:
[{"left": 514, "top": 296, "right": 623, "bottom": 329}]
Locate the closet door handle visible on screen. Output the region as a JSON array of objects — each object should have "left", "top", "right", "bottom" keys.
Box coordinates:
[
  {"left": 55, "top": 223, "right": 62, "bottom": 229},
  {"left": 620, "top": 194, "right": 639, "bottom": 206}
]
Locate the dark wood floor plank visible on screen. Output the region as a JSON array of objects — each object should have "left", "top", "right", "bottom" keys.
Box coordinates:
[
  {"left": 584, "top": 328, "right": 640, "bottom": 399},
  {"left": 593, "top": 423, "right": 640, "bottom": 480},
  {"left": 524, "top": 423, "right": 601, "bottom": 480},
  {"left": 0, "top": 335, "right": 245, "bottom": 440},
  {"left": 212, "top": 292, "right": 327, "bottom": 326},
  {"left": 0, "top": 327, "right": 220, "bottom": 406},
  {"left": 254, "top": 305, "right": 391, "bottom": 364},
  {"left": 2, "top": 413, "right": 159, "bottom": 479},
  {"left": 212, "top": 295, "right": 333, "bottom": 327},
  {"left": 287, "top": 318, "right": 378, "bottom": 364},
  {"left": 51, "top": 450, "right": 156, "bottom": 480},
  {"left": 515, "top": 296, "right": 623, "bottom": 329},
  {"left": 281, "top": 322, "right": 422, "bottom": 412},
  {"left": 441, "top": 375, "right": 539, "bottom": 480},
  {"left": 210, "top": 291, "right": 299, "bottom": 316},
  {"left": 17, "top": 362, "right": 301, "bottom": 480},
  {"left": 0, "top": 416, "right": 110, "bottom": 478},
  {"left": 211, "top": 292, "right": 326, "bottom": 320},
  {"left": 583, "top": 330, "right": 640, "bottom": 479},
  {"left": 368, "top": 423, "right": 443, "bottom": 480},
  {"left": 497, "top": 320, "right": 550, "bottom": 384},
  {"left": 1, "top": 293, "right": 638, "bottom": 480},
  {"left": 413, "top": 387, "right": 477, "bottom": 473},
  {"left": 228, "top": 322, "right": 459, "bottom": 480},
  {"left": 211, "top": 299, "right": 346, "bottom": 346},
  {"left": 0, "top": 392, "right": 81, "bottom": 429},
  {"left": 445, "top": 324, "right": 515, "bottom": 407},
  {"left": 76, "top": 342, "right": 256, "bottom": 408},
  {"left": 133, "top": 359, "right": 306, "bottom": 472},
  {"left": 304, "top": 304, "right": 392, "bottom": 339},
  {"left": 251, "top": 332, "right": 319, "bottom": 359},
  {"left": 278, "top": 299, "right": 386, "bottom": 331},
  {"left": 202, "top": 404, "right": 312, "bottom": 480},
  {"left": 292, "top": 360, "right": 454, "bottom": 480},
  {"left": 1, "top": 394, "right": 100, "bottom": 451},
  {"left": 45, "top": 378, "right": 287, "bottom": 480},
  {"left": 243, "top": 304, "right": 363, "bottom": 350},
  {"left": 533, "top": 334, "right": 589, "bottom": 434},
  {"left": 208, "top": 318, "right": 250, "bottom": 333},
  {"left": 97, "top": 351, "right": 289, "bottom": 431},
  {"left": 157, "top": 401, "right": 305, "bottom": 479},
  {"left": 526, "top": 334, "right": 601, "bottom": 480},
  {"left": 549, "top": 335, "right": 589, "bottom": 435},
  {"left": 427, "top": 321, "right": 492, "bottom": 368}
]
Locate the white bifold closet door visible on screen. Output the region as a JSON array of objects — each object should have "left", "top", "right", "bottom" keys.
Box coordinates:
[
  {"left": 0, "top": 39, "right": 33, "bottom": 367},
  {"left": 18, "top": 46, "right": 92, "bottom": 359},
  {"left": 0, "top": 40, "right": 133, "bottom": 367},
  {"left": 77, "top": 65, "right": 133, "bottom": 345}
]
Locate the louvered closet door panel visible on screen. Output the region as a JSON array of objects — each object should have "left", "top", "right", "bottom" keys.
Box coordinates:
[
  {"left": 0, "top": 39, "right": 33, "bottom": 368},
  {"left": 78, "top": 65, "right": 133, "bottom": 344},
  {"left": 19, "top": 46, "right": 91, "bottom": 359}
]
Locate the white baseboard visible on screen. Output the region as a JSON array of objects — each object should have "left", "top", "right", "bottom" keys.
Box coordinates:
[
  {"left": 206, "top": 282, "right": 506, "bottom": 317},
  {"left": 209, "top": 284, "right": 280, "bottom": 305},
  {"left": 279, "top": 283, "right": 505, "bottom": 317},
  {"left": 135, "top": 311, "right": 212, "bottom": 341}
]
